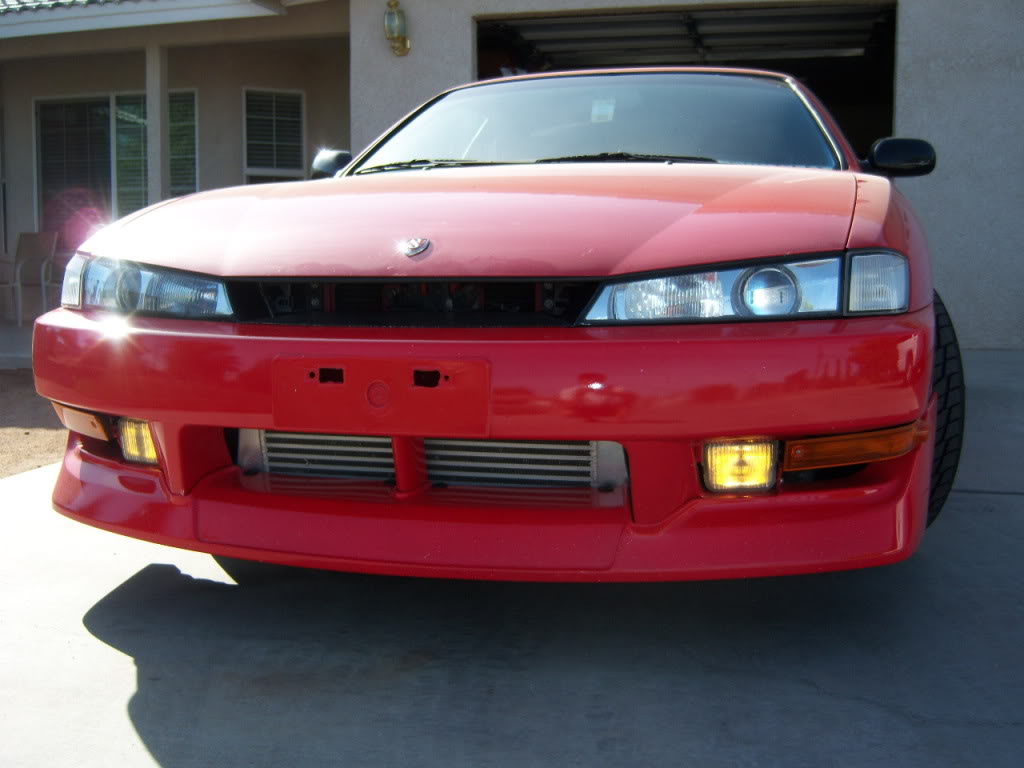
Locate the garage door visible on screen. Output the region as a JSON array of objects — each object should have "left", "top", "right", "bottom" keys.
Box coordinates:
[{"left": 477, "top": 2, "right": 896, "bottom": 156}]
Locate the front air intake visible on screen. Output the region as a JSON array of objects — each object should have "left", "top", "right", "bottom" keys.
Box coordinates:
[
  {"left": 259, "top": 432, "right": 395, "bottom": 481},
  {"left": 424, "top": 438, "right": 596, "bottom": 487},
  {"left": 238, "top": 430, "right": 628, "bottom": 490}
]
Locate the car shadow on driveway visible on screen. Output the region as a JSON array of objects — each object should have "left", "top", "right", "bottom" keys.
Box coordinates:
[{"left": 82, "top": 510, "right": 1023, "bottom": 768}]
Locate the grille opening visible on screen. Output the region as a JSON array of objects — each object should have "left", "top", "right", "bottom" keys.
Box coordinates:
[{"left": 227, "top": 279, "right": 600, "bottom": 327}]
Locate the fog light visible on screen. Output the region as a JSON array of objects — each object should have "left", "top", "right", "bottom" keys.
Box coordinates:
[
  {"left": 703, "top": 439, "right": 777, "bottom": 491},
  {"left": 118, "top": 419, "right": 159, "bottom": 465}
]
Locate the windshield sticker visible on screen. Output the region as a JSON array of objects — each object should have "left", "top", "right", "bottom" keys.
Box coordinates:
[{"left": 591, "top": 98, "right": 616, "bottom": 123}]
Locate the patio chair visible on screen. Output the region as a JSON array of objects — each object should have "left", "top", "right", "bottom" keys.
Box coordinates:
[
  {"left": 40, "top": 249, "right": 71, "bottom": 314},
  {"left": 0, "top": 232, "right": 58, "bottom": 327}
]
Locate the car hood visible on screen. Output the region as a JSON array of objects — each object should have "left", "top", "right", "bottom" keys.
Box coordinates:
[{"left": 82, "top": 164, "right": 857, "bottom": 278}]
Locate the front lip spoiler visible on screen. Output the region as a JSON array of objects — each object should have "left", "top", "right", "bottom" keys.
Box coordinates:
[{"left": 51, "top": 400, "right": 933, "bottom": 582}]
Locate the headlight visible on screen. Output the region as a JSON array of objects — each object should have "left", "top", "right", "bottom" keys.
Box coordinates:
[
  {"left": 614, "top": 271, "right": 727, "bottom": 319},
  {"left": 585, "top": 257, "right": 842, "bottom": 322},
  {"left": 61, "top": 254, "right": 87, "bottom": 309},
  {"left": 740, "top": 266, "right": 799, "bottom": 316},
  {"left": 583, "top": 252, "right": 909, "bottom": 323},
  {"left": 61, "top": 256, "right": 233, "bottom": 319}
]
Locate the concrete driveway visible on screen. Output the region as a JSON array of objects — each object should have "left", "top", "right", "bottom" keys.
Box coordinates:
[{"left": 2, "top": 351, "right": 1021, "bottom": 767}]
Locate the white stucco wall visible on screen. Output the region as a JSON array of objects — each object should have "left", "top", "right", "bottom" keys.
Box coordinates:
[{"left": 348, "top": 0, "right": 1024, "bottom": 348}]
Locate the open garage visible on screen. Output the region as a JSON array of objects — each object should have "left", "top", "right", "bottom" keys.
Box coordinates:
[{"left": 478, "top": 3, "right": 896, "bottom": 156}]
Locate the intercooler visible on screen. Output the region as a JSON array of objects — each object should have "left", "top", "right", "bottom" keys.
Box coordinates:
[{"left": 237, "top": 430, "right": 627, "bottom": 489}]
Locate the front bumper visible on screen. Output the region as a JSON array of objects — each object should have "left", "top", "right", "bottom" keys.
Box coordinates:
[{"left": 35, "top": 308, "right": 934, "bottom": 581}]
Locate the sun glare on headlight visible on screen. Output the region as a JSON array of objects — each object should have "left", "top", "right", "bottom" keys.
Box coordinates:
[{"left": 62, "top": 256, "right": 233, "bottom": 319}]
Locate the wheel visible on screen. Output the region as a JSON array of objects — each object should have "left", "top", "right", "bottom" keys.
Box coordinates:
[{"left": 927, "top": 292, "right": 965, "bottom": 525}]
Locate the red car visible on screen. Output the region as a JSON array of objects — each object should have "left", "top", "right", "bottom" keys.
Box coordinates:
[{"left": 34, "top": 69, "right": 964, "bottom": 582}]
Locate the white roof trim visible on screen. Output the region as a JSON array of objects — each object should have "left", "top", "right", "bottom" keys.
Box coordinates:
[{"left": 0, "top": 0, "right": 321, "bottom": 39}]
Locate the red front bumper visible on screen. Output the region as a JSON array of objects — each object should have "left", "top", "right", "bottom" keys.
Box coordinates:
[{"left": 35, "top": 308, "right": 935, "bottom": 581}]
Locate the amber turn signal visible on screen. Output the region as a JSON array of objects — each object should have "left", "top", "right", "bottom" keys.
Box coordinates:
[
  {"left": 51, "top": 403, "right": 109, "bottom": 441},
  {"left": 783, "top": 421, "right": 928, "bottom": 472}
]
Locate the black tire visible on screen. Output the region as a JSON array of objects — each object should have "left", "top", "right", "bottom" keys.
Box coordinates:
[{"left": 927, "top": 292, "right": 965, "bottom": 525}]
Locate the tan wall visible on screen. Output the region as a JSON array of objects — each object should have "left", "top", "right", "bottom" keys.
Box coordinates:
[
  {"left": 170, "top": 37, "right": 349, "bottom": 192},
  {"left": 0, "top": 0, "right": 349, "bottom": 250},
  {"left": 348, "top": 0, "right": 824, "bottom": 151},
  {"left": 1, "top": 37, "right": 347, "bottom": 245},
  {"left": 0, "top": 0, "right": 349, "bottom": 61},
  {"left": 1, "top": 50, "right": 147, "bottom": 260},
  {"left": 0, "top": 4, "right": 349, "bottom": 322}
]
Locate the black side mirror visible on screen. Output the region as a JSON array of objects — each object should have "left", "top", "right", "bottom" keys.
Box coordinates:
[
  {"left": 865, "top": 138, "right": 936, "bottom": 177},
  {"left": 310, "top": 148, "right": 353, "bottom": 179}
]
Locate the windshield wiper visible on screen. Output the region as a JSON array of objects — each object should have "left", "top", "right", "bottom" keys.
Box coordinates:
[
  {"left": 354, "top": 153, "right": 717, "bottom": 174},
  {"left": 354, "top": 159, "right": 524, "bottom": 175},
  {"left": 534, "top": 152, "right": 718, "bottom": 165}
]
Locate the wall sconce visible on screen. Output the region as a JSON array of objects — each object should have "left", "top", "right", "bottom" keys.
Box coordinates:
[{"left": 384, "top": 0, "right": 410, "bottom": 57}]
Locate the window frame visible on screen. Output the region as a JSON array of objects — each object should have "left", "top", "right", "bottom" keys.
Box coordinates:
[
  {"left": 32, "top": 91, "right": 109, "bottom": 240},
  {"left": 242, "top": 87, "right": 306, "bottom": 184},
  {"left": 169, "top": 88, "right": 200, "bottom": 198},
  {"left": 33, "top": 88, "right": 199, "bottom": 235},
  {"left": 112, "top": 91, "right": 149, "bottom": 218},
  {"left": 348, "top": 71, "right": 846, "bottom": 176}
]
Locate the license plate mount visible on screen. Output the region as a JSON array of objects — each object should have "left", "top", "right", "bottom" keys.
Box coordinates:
[{"left": 272, "top": 357, "right": 491, "bottom": 437}]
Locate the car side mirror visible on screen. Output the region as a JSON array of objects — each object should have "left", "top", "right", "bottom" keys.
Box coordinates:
[
  {"left": 310, "top": 148, "right": 353, "bottom": 179},
  {"left": 865, "top": 138, "right": 936, "bottom": 177}
]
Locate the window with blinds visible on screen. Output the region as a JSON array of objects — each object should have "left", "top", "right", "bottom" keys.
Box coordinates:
[
  {"left": 114, "top": 94, "right": 147, "bottom": 217},
  {"left": 245, "top": 90, "right": 304, "bottom": 184},
  {"left": 37, "top": 100, "right": 112, "bottom": 253},
  {"left": 169, "top": 91, "right": 198, "bottom": 198},
  {"left": 37, "top": 92, "right": 198, "bottom": 251}
]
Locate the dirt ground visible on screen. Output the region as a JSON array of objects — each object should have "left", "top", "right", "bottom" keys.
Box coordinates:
[{"left": 0, "top": 370, "right": 67, "bottom": 479}]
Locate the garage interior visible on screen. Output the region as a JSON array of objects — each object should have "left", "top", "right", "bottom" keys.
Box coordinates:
[{"left": 477, "top": 2, "right": 897, "bottom": 157}]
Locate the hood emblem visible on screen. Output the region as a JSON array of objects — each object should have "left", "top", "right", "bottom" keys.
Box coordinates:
[{"left": 401, "top": 238, "right": 431, "bottom": 257}]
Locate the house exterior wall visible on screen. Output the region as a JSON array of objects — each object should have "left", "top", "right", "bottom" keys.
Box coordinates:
[
  {"left": 1, "top": 0, "right": 1018, "bottom": 347},
  {"left": 0, "top": 0, "right": 349, "bottom": 61},
  {"left": 348, "top": 0, "right": 819, "bottom": 152},
  {"left": 2, "top": 50, "right": 147, "bottom": 263},
  {"left": 348, "top": 0, "right": 1024, "bottom": 349},
  {"left": 0, "top": 1, "right": 349, "bottom": 321},
  {"left": 893, "top": 0, "right": 1024, "bottom": 350},
  {"left": 168, "top": 38, "right": 349, "bottom": 192},
  {"left": 1, "top": 37, "right": 348, "bottom": 250}
]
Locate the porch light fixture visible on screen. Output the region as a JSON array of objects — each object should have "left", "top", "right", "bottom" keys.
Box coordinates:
[{"left": 384, "top": 0, "right": 410, "bottom": 56}]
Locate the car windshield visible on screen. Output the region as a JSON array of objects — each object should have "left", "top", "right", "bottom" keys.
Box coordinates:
[{"left": 353, "top": 73, "right": 840, "bottom": 173}]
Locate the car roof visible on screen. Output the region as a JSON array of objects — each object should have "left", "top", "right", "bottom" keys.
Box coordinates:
[{"left": 457, "top": 67, "right": 795, "bottom": 91}]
